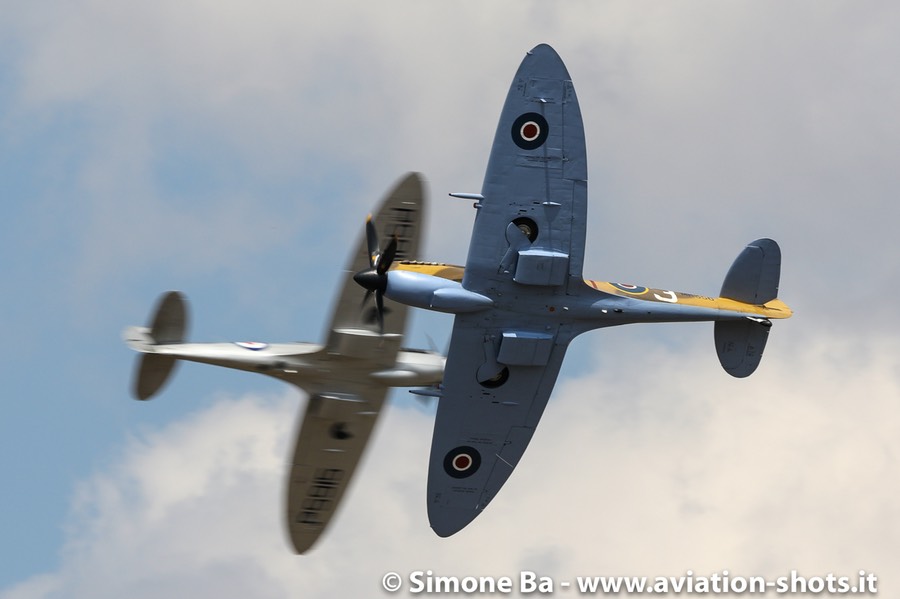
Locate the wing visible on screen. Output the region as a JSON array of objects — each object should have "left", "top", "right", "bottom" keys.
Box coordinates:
[
  {"left": 285, "top": 384, "right": 389, "bottom": 553},
  {"left": 427, "top": 319, "right": 571, "bottom": 536},
  {"left": 427, "top": 44, "right": 587, "bottom": 536},
  {"left": 285, "top": 174, "right": 425, "bottom": 552},
  {"left": 464, "top": 43, "right": 587, "bottom": 290}
]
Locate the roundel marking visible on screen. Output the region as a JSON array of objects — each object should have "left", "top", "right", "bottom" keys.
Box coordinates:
[
  {"left": 453, "top": 454, "right": 471, "bottom": 470},
  {"left": 511, "top": 112, "right": 549, "bottom": 150},
  {"left": 611, "top": 283, "right": 649, "bottom": 295},
  {"left": 443, "top": 446, "right": 482, "bottom": 479},
  {"left": 521, "top": 122, "right": 540, "bottom": 141},
  {"left": 235, "top": 341, "right": 269, "bottom": 351}
]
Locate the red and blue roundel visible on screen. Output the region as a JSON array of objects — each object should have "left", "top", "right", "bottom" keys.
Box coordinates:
[
  {"left": 511, "top": 112, "right": 549, "bottom": 150},
  {"left": 443, "top": 446, "right": 482, "bottom": 479},
  {"left": 234, "top": 341, "right": 268, "bottom": 351}
]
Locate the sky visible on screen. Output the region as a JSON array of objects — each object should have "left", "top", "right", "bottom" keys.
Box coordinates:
[{"left": 1, "top": 1, "right": 899, "bottom": 597}]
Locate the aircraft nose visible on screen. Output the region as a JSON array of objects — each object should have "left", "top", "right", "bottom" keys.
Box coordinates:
[{"left": 353, "top": 269, "right": 386, "bottom": 293}]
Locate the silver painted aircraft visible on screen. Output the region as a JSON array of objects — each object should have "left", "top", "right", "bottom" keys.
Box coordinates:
[
  {"left": 355, "top": 44, "right": 793, "bottom": 537},
  {"left": 123, "top": 173, "right": 444, "bottom": 553}
]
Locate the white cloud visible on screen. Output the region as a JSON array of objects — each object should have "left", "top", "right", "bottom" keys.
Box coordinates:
[
  {"left": 3, "top": 327, "right": 898, "bottom": 598},
  {"left": 5, "top": 0, "right": 900, "bottom": 317}
]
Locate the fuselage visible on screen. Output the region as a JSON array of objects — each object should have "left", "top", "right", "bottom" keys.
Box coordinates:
[
  {"left": 136, "top": 262, "right": 789, "bottom": 397},
  {"left": 392, "top": 261, "right": 792, "bottom": 330},
  {"left": 142, "top": 340, "right": 445, "bottom": 389}
]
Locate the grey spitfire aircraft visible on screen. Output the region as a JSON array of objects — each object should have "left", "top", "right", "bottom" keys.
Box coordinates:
[
  {"left": 353, "top": 44, "right": 793, "bottom": 537},
  {"left": 123, "top": 173, "right": 444, "bottom": 554}
]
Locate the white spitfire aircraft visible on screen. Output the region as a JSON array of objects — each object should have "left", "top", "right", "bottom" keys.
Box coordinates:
[
  {"left": 353, "top": 44, "right": 793, "bottom": 537},
  {"left": 124, "top": 174, "right": 445, "bottom": 553}
]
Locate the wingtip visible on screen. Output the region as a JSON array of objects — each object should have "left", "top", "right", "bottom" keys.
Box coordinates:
[
  {"left": 513, "top": 43, "right": 572, "bottom": 92},
  {"left": 430, "top": 520, "right": 465, "bottom": 538},
  {"left": 428, "top": 505, "right": 481, "bottom": 538},
  {"left": 528, "top": 43, "right": 561, "bottom": 60},
  {"left": 288, "top": 533, "right": 317, "bottom": 555}
]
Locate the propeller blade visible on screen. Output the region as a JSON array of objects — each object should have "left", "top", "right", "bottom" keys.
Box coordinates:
[
  {"left": 360, "top": 288, "right": 373, "bottom": 309},
  {"left": 354, "top": 215, "right": 392, "bottom": 334},
  {"left": 378, "top": 235, "right": 398, "bottom": 275},
  {"left": 375, "top": 291, "right": 385, "bottom": 333},
  {"left": 365, "top": 216, "right": 379, "bottom": 269}
]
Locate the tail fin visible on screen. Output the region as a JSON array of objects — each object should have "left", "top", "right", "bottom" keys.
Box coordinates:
[
  {"left": 125, "top": 291, "right": 188, "bottom": 400},
  {"left": 146, "top": 291, "right": 187, "bottom": 344},
  {"left": 715, "top": 239, "right": 782, "bottom": 378},
  {"left": 720, "top": 238, "right": 781, "bottom": 304}
]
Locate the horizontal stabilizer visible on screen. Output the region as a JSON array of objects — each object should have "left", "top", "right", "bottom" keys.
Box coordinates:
[
  {"left": 149, "top": 291, "right": 187, "bottom": 344},
  {"left": 134, "top": 354, "right": 179, "bottom": 400},
  {"left": 714, "top": 319, "right": 770, "bottom": 378},
  {"left": 720, "top": 239, "right": 781, "bottom": 304}
]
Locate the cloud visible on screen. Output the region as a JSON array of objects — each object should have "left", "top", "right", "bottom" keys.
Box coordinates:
[
  {"left": 5, "top": 1, "right": 900, "bottom": 318},
  {"left": 3, "top": 325, "right": 898, "bottom": 598}
]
